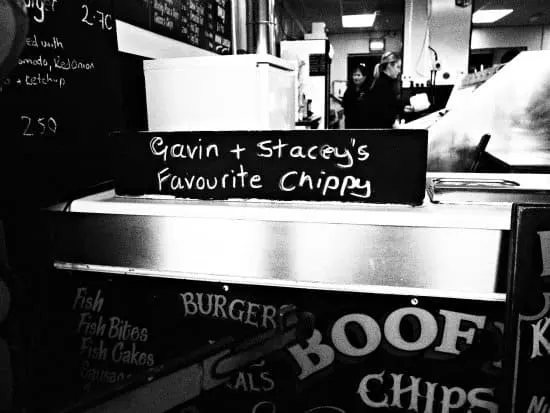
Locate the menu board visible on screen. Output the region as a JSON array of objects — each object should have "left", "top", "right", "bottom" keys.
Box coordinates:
[
  {"left": 28, "top": 269, "right": 505, "bottom": 412},
  {"left": 504, "top": 204, "right": 550, "bottom": 413},
  {"left": 112, "top": 130, "right": 428, "bottom": 205},
  {"left": 0, "top": 0, "right": 124, "bottom": 206},
  {"left": 309, "top": 53, "right": 327, "bottom": 76},
  {"left": 114, "top": 0, "right": 232, "bottom": 54}
]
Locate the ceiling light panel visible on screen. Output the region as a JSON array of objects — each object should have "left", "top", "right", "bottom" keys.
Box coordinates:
[
  {"left": 472, "top": 9, "right": 513, "bottom": 23},
  {"left": 342, "top": 13, "right": 377, "bottom": 27}
]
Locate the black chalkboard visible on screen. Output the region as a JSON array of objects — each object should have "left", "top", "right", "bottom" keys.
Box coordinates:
[
  {"left": 112, "top": 129, "right": 428, "bottom": 205},
  {"left": 309, "top": 53, "right": 327, "bottom": 76},
  {"left": 114, "top": 0, "right": 232, "bottom": 55},
  {"left": 112, "top": 0, "right": 150, "bottom": 29},
  {"left": 0, "top": 0, "right": 124, "bottom": 207},
  {"left": 504, "top": 204, "right": 550, "bottom": 413},
  {"left": 34, "top": 268, "right": 504, "bottom": 412}
]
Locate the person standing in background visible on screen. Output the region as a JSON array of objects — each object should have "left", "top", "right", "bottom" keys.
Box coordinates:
[
  {"left": 364, "top": 52, "right": 413, "bottom": 128},
  {"left": 342, "top": 63, "right": 370, "bottom": 129}
]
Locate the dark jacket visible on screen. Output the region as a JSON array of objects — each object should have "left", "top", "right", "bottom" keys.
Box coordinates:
[
  {"left": 363, "top": 72, "right": 403, "bottom": 128},
  {"left": 342, "top": 83, "right": 370, "bottom": 129}
]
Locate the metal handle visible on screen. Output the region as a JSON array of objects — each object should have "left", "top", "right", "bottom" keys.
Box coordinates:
[{"left": 432, "top": 178, "right": 520, "bottom": 189}]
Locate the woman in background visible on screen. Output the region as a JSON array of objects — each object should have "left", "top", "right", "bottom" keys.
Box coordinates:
[
  {"left": 342, "top": 63, "right": 370, "bottom": 129},
  {"left": 365, "top": 52, "right": 413, "bottom": 128}
]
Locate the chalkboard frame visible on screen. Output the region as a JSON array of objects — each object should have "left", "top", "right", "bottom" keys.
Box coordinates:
[{"left": 504, "top": 203, "right": 550, "bottom": 413}]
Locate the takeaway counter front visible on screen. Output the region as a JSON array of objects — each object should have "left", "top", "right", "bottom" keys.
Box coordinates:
[
  {"left": 13, "top": 129, "right": 550, "bottom": 413},
  {"left": 42, "top": 182, "right": 511, "bottom": 413}
]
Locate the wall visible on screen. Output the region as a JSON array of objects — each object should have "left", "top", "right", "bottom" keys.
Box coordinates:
[
  {"left": 471, "top": 25, "right": 550, "bottom": 51},
  {"left": 544, "top": 26, "right": 550, "bottom": 49},
  {"left": 281, "top": 39, "right": 328, "bottom": 127},
  {"left": 276, "top": 0, "right": 306, "bottom": 43},
  {"left": 428, "top": 0, "right": 471, "bottom": 85},
  {"left": 328, "top": 32, "right": 402, "bottom": 84},
  {"left": 116, "top": 0, "right": 305, "bottom": 58},
  {"left": 403, "top": 0, "right": 429, "bottom": 84},
  {"left": 403, "top": 0, "right": 471, "bottom": 85}
]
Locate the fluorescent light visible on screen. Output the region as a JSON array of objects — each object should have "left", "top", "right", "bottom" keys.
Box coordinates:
[
  {"left": 472, "top": 9, "right": 513, "bottom": 23},
  {"left": 369, "top": 39, "right": 385, "bottom": 52},
  {"left": 342, "top": 14, "right": 376, "bottom": 28}
]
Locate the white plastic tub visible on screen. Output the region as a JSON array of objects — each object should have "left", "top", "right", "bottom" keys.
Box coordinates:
[{"left": 143, "top": 55, "right": 296, "bottom": 131}]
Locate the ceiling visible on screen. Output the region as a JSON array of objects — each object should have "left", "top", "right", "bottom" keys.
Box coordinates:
[
  {"left": 297, "top": 0, "right": 550, "bottom": 34},
  {"left": 474, "top": 0, "right": 550, "bottom": 27},
  {"left": 299, "top": 0, "right": 405, "bottom": 34}
]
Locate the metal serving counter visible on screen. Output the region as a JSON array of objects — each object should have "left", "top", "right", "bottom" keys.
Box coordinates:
[
  {"left": 47, "top": 172, "right": 539, "bottom": 302},
  {"left": 25, "top": 172, "right": 550, "bottom": 413}
]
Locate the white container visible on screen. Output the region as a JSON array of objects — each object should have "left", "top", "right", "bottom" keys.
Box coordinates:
[
  {"left": 280, "top": 40, "right": 330, "bottom": 129},
  {"left": 143, "top": 55, "right": 296, "bottom": 131}
]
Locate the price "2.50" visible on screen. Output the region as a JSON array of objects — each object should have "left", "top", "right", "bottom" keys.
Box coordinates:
[{"left": 21, "top": 116, "right": 58, "bottom": 137}]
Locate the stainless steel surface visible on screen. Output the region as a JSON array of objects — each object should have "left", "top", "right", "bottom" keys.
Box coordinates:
[
  {"left": 426, "top": 173, "right": 550, "bottom": 203},
  {"left": 50, "top": 210, "right": 507, "bottom": 297},
  {"left": 487, "top": 151, "right": 550, "bottom": 168},
  {"left": 246, "top": 0, "right": 275, "bottom": 54},
  {"left": 230, "top": 0, "right": 238, "bottom": 54},
  {"left": 69, "top": 188, "right": 514, "bottom": 230},
  {"left": 233, "top": 0, "right": 247, "bottom": 53},
  {"left": 266, "top": 0, "right": 276, "bottom": 55}
]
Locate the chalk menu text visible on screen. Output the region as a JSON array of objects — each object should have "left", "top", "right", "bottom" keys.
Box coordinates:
[{"left": 114, "top": 130, "right": 428, "bottom": 205}]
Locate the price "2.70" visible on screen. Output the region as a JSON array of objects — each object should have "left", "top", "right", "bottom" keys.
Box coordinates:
[
  {"left": 81, "top": 5, "right": 113, "bottom": 31},
  {"left": 21, "top": 116, "right": 58, "bottom": 137}
]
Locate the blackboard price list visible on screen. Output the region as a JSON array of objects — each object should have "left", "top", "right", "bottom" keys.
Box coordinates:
[
  {"left": 153, "top": 0, "right": 185, "bottom": 32},
  {"left": 81, "top": 4, "right": 113, "bottom": 31},
  {"left": 189, "top": 23, "right": 200, "bottom": 46},
  {"left": 24, "top": 0, "right": 59, "bottom": 24},
  {"left": 72, "top": 287, "right": 156, "bottom": 390},
  {"left": 216, "top": 4, "right": 225, "bottom": 20},
  {"left": 114, "top": 0, "right": 232, "bottom": 55},
  {"left": 20, "top": 115, "right": 58, "bottom": 137},
  {"left": 177, "top": 1, "right": 189, "bottom": 37},
  {"left": 5, "top": 72, "right": 66, "bottom": 90},
  {"left": 189, "top": 1, "right": 205, "bottom": 25},
  {"left": 1, "top": 35, "right": 99, "bottom": 94},
  {"left": 212, "top": 0, "right": 230, "bottom": 52}
]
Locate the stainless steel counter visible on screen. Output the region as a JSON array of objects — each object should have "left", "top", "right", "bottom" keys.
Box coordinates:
[{"left": 47, "top": 173, "right": 550, "bottom": 302}]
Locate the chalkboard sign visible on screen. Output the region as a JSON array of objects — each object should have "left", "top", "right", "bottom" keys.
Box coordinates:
[
  {"left": 114, "top": 0, "right": 232, "bottom": 55},
  {"left": 32, "top": 269, "right": 504, "bottom": 412},
  {"left": 309, "top": 53, "right": 327, "bottom": 76},
  {"left": 0, "top": 0, "right": 124, "bottom": 206},
  {"left": 504, "top": 204, "right": 550, "bottom": 413},
  {"left": 112, "top": 130, "right": 428, "bottom": 205}
]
